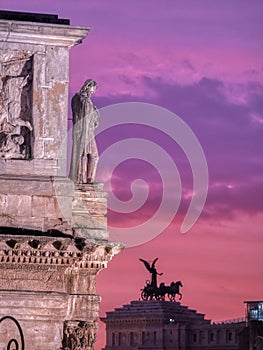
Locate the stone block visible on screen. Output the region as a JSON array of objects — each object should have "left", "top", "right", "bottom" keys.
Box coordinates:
[
  {"left": 0, "top": 176, "right": 74, "bottom": 234},
  {"left": 0, "top": 159, "right": 60, "bottom": 177},
  {"left": 72, "top": 213, "right": 107, "bottom": 230},
  {"left": 0, "top": 175, "right": 74, "bottom": 196},
  {"left": 73, "top": 196, "right": 107, "bottom": 215},
  {"left": 32, "top": 196, "right": 61, "bottom": 219},
  {"left": 72, "top": 183, "right": 108, "bottom": 238},
  {"left": 73, "top": 228, "right": 109, "bottom": 241},
  {"left": 43, "top": 218, "right": 72, "bottom": 234},
  {"left": 46, "top": 46, "right": 69, "bottom": 82},
  {"left": 0, "top": 215, "right": 45, "bottom": 231},
  {"left": 0, "top": 194, "right": 8, "bottom": 214},
  {"left": 0, "top": 179, "right": 110, "bottom": 239},
  {"left": 53, "top": 178, "right": 74, "bottom": 196},
  {"left": 6, "top": 194, "right": 32, "bottom": 217},
  {"left": 67, "top": 294, "right": 101, "bottom": 320},
  {"left": 45, "top": 83, "right": 68, "bottom": 159}
]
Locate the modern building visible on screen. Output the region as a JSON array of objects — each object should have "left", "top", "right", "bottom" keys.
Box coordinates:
[
  {"left": 243, "top": 301, "right": 263, "bottom": 350},
  {"left": 101, "top": 300, "right": 245, "bottom": 350}
]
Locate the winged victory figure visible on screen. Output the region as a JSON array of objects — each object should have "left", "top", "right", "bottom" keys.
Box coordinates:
[{"left": 139, "top": 258, "right": 163, "bottom": 289}]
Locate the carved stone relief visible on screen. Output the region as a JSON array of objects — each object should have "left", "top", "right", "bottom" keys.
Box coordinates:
[
  {"left": 62, "top": 321, "right": 97, "bottom": 350},
  {"left": 0, "top": 52, "right": 33, "bottom": 159}
]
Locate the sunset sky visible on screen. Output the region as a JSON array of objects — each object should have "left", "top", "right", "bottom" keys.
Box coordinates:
[{"left": 1, "top": 1, "right": 263, "bottom": 349}]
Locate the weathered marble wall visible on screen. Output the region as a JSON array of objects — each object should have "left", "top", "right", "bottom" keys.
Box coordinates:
[
  {"left": 0, "top": 19, "right": 89, "bottom": 174},
  {"left": 0, "top": 12, "right": 122, "bottom": 350}
]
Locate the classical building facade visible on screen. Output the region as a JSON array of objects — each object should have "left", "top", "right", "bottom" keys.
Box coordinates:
[
  {"left": 0, "top": 10, "right": 121, "bottom": 349},
  {"left": 102, "top": 300, "right": 245, "bottom": 350}
]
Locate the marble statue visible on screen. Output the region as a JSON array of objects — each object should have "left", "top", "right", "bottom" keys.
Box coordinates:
[{"left": 69, "top": 79, "right": 100, "bottom": 184}]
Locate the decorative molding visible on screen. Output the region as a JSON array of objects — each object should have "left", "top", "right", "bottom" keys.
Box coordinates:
[
  {"left": 0, "top": 20, "right": 90, "bottom": 47},
  {"left": 0, "top": 236, "right": 123, "bottom": 268}
]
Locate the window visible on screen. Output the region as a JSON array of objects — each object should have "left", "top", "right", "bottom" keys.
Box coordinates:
[
  {"left": 153, "top": 331, "right": 157, "bottom": 345},
  {"left": 210, "top": 333, "right": 214, "bottom": 342},
  {"left": 142, "top": 331, "right": 145, "bottom": 345},
  {"left": 199, "top": 331, "right": 204, "bottom": 344},
  {"left": 130, "top": 332, "right": 133, "bottom": 346},
  {"left": 193, "top": 334, "right": 197, "bottom": 343},
  {"left": 112, "top": 333, "right": 115, "bottom": 346}
]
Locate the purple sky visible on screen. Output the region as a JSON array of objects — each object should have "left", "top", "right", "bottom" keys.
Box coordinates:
[{"left": 1, "top": 1, "right": 263, "bottom": 349}]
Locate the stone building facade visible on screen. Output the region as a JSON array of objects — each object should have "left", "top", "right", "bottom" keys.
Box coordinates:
[
  {"left": 0, "top": 11, "right": 122, "bottom": 349},
  {"left": 102, "top": 300, "right": 245, "bottom": 350}
]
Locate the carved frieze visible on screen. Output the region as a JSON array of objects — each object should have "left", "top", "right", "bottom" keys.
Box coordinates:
[
  {"left": 0, "top": 235, "right": 123, "bottom": 294},
  {"left": 62, "top": 321, "right": 97, "bottom": 350},
  {"left": 0, "top": 236, "right": 121, "bottom": 268},
  {"left": 0, "top": 51, "right": 33, "bottom": 159}
]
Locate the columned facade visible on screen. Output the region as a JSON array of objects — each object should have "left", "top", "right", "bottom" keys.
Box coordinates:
[{"left": 102, "top": 300, "right": 245, "bottom": 350}]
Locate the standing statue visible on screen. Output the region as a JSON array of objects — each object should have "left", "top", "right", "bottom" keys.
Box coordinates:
[
  {"left": 69, "top": 79, "right": 100, "bottom": 184},
  {"left": 139, "top": 258, "right": 183, "bottom": 301},
  {"left": 139, "top": 258, "right": 163, "bottom": 289}
]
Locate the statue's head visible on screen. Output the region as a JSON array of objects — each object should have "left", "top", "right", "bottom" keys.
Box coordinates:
[
  {"left": 80, "top": 79, "right": 97, "bottom": 94},
  {"left": 13, "top": 135, "right": 24, "bottom": 145}
]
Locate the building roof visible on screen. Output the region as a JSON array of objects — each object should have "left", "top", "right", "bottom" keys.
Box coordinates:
[
  {"left": 244, "top": 301, "right": 263, "bottom": 304},
  {"left": 101, "top": 300, "right": 211, "bottom": 325},
  {"left": 0, "top": 10, "right": 70, "bottom": 25}
]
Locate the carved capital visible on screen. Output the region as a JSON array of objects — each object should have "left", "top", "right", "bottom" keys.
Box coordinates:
[{"left": 62, "top": 320, "right": 97, "bottom": 350}]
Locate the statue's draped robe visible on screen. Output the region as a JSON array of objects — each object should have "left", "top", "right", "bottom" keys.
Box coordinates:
[{"left": 69, "top": 92, "right": 99, "bottom": 183}]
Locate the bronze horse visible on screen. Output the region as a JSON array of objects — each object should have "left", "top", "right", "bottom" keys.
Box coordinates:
[{"left": 141, "top": 281, "right": 183, "bottom": 302}]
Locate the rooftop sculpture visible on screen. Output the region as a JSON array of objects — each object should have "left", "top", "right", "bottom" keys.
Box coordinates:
[{"left": 139, "top": 258, "right": 183, "bottom": 301}]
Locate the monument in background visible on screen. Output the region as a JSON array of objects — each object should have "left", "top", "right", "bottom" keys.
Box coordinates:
[
  {"left": 101, "top": 300, "right": 246, "bottom": 350},
  {"left": 102, "top": 260, "right": 262, "bottom": 349},
  {"left": 0, "top": 10, "right": 122, "bottom": 349}
]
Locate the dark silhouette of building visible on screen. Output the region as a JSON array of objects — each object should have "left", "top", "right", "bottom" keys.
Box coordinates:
[{"left": 101, "top": 300, "right": 245, "bottom": 349}]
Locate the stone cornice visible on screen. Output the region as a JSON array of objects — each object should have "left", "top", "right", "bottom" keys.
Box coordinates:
[
  {"left": 0, "top": 235, "right": 123, "bottom": 269},
  {"left": 0, "top": 20, "right": 90, "bottom": 47}
]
